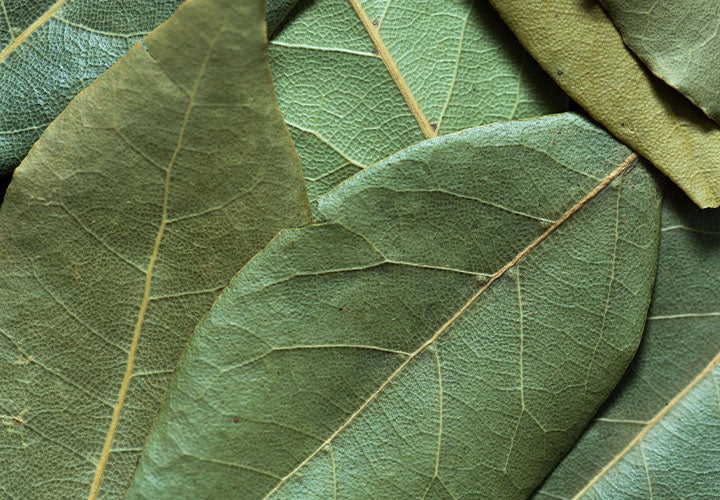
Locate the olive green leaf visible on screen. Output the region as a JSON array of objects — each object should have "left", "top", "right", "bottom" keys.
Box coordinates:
[
  {"left": 0, "top": 0, "right": 311, "bottom": 498},
  {"left": 489, "top": 0, "right": 720, "bottom": 209},
  {"left": 127, "top": 113, "right": 662, "bottom": 499},
  {"left": 0, "top": 0, "right": 182, "bottom": 174},
  {"left": 0, "top": 0, "right": 298, "bottom": 175},
  {"left": 601, "top": 0, "right": 720, "bottom": 125},
  {"left": 269, "top": 0, "right": 568, "bottom": 203},
  {"left": 535, "top": 185, "right": 720, "bottom": 500}
]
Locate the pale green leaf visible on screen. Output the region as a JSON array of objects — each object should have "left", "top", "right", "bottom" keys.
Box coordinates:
[
  {"left": 601, "top": 0, "right": 720, "bottom": 125},
  {"left": 0, "top": 0, "right": 311, "bottom": 498},
  {"left": 0, "top": 0, "right": 297, "bottom": 175},
  {"left": 535, "top": 185, "right": 720, "bottom": 499},
  {"left": 128, "top": 113, "right": 662, "bottom": 499},
  {"left": 489, "top": 0, "right": 720, "bottom": 209},
  {"left": 269, "top": 0, "right": 568, "bottom": 203}
]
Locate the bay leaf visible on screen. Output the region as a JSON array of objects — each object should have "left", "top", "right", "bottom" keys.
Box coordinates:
[
  {"left": 0, "top": 0, "right": 297, "bottom": 175},
  {"left": 601, "top": 0, "right": 720, "bottom": 125},
  {"left": 269, "top": 0, "right": 568, "bottom": 203},
  {"left": 490, "top": 0, "right": 720, "bottom": 209},
  {"left": 267, "top": 0, "right": 298, "bottom": 35},
  {"left": 0, "top": 0, "right": 311, "bottom": 498},
  {"left": 128, "top": 113, "right": 662, "bottom": 499},
  {"left": 0, "top": 0, "right": 182, "bottom": 174},
  {"left": 535, "top": 184, "right": 720, "bottom": 499}
]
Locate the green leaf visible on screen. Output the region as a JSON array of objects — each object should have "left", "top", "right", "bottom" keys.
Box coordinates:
[
  {"left": 0, "top": 0, "right": 297, "bottom": 175},
  {"left": 535, "top": 185, "right": 720, "bottom": 499},
  {"left": 266, "top": 0, "right": 298, "bottom": 35},
  {"left": 601, "top": 0, "right": 720, "bottom": 125},
  {"left": 269, "top": 0, "right": 568, "bottom": 203},
  {"left": 127, "top": 113, "right": 662, "bottom": 499},
  {"left": 489, "top": 0, "right": 720, "bottom": 209},
  {"left": 0, "top": 0, "right": 311, "bottom": 498},
  {"left": 0, "top": 0, "right": 182, "bottom": 174}
]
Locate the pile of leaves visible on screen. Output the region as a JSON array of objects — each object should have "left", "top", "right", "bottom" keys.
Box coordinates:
[{"left": 1, "top": 0, "right": 718, "bottom": 498}]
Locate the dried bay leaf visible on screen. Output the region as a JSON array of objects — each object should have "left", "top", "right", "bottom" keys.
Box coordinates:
[
  {"left": 602, "top": 0, "right": 720, "bottom": 125},
  {"left": 536, "top": 185, "right": 720, "bottom": 499},
  {"left": 128, "top": 113, "right": 662, "bottom": 499},
  {"left": 269, "top": 0, "right": 568, "bottom": 203},
  {"left": 0, "top": 0, "right": 311, "bottom": 497},
  {"left": 0, "top": 0, "right": 297, "bottom": 174},
  {"left": 490, "top": 0, "right": 720, "bottom": 208}
]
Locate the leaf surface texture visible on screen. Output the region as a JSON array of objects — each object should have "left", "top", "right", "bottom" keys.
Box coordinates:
[
  {"left": 602, "top": 0, "right": 720, "bottom": 124},
  {"left": 490, "top": 0, "right": 720, "bottom": 208},
  {"left": 129, "top": 113, "right": 662, "bottom": 499},
  {"left": 0, "top": 0, "right": 297, "bottom": 174},
  {"left": 0, "top": 0, "right": 183, "bottom": 174},
  {"left": 269, "top": 0, "right": 568, "bottom": 203},
  {"left": 535, "top": 185, "right": 720, "bottom": 499},
  {"left": 0, "top": 0, "right": 311, "bottom": 497}
]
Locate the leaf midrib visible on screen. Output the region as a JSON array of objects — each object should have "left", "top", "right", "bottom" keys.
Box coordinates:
[
  {"left": 0, "top": 0, "right": 68, "bottom": 65},
  {"left": 572, "top": 335, "right": 720, "bottom": 499},
  {"left": 347, "top": 0, "right": 437, "bottom": 140},
  {"left": 86, "top": 24, "right": 226, "bottom": 500},
  {"left": 262, "top": 153, "right": 639, "bottom": 498}
]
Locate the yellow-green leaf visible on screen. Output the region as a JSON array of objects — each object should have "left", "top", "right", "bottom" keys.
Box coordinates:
[
  {"left": 490, "top": 0, "right": 720, "bottom": 209},
  {"left": 0, "top": 0, "right": 311, "bottom": 498}
]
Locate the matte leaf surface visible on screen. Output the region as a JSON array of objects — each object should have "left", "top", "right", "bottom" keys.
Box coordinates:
[
  {"left": 0, "top": 0, "right": 297, "bottom": 175},
  {"left": 535, "top": 185, "right": 720, "bottom": 499},
  {"left": 602, "top": 0, "right": 720, "bottom": 124},
  {"left": 129, "top": 113, "right": 662, "bottom": 499},
  {"left": 490, "top": 0, "right": 720, "bottom": 208},
  {"left": 266, "top": 0, "right": 298, "bottom": 35},
  {"left": 0, "top": 0, "right": 183, "bottom": 174},
  {"left": 0, "top": 0, "right": 311, "bottom": 498},
  {"left": 269, "top": 0, "right": 568, "bottom": 203}
]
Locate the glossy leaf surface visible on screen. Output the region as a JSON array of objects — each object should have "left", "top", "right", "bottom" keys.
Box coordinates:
[
  {"left": 129, "top": 113, "right": 662, "bottom": 499},
  {"left": 0, "top": 0, "right": 311, "bottom": 497},
  {"left": 535, "top": 185, "right": 720, "bottom": 499},
  {"left": 602, "top": 0, "right": 720, "bottom": 124},
  {"left": 269, "top": 0, "right": 568, "bottom": 203},
  {"left": 490, "top": 0, "right": 720, "bottom": 208}
]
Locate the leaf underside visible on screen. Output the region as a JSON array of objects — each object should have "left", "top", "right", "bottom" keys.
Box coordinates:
[
  {"left": 602, "top": 0, "right": 720, "bottom": 125},
  {"left": 489, "top": 0, "right": 720, "bottom": 209},
  {"left": 0, "top": 0, "right": 298, "bottom": 175},
  {"left": 269, "top": 0, "right": 568, "bottom": 204},
  {"left": 0, "top": 0, "right": 311, "bottom": 497},
  {"left": 129, "top": 113, "right": 662, "bottom": 499},
  {"left": 0, "top": 0, "right": 183, "bottom": 174},
  {"left": 536, "top": 184, "right": 720, "bottom": 499}
]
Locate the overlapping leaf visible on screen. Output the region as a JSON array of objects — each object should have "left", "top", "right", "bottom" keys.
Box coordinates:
[
  {"left": 128, "top": 113, "right": 662, "bottom": 499},
  {"left": 267, "top": 0, "right": 298, "bottom": 35},
  {"left": 0, "top": 0, "right": 311, "bottom": 497},
  {"left": 269, "top": 0, "right": 568, "bottom": 203},
  {"left": 601, "top": 0, "right": 720, "bottom": 124},
  {"left": 490, "top": 0, "right": 720, "bottom": 209},
  {"left": 535, "top": 185, "right": 720, "bottom": 499},
  {"left": 0, "top": 0, "right": 298, "bottom": 175},
  {"left": 0, "top": 0, "right": 183, "bottom": 174}
]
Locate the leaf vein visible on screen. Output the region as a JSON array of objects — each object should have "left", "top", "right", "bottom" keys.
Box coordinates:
[{"left": 263, "top": 153, "right": 638, "bottom": 499}]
